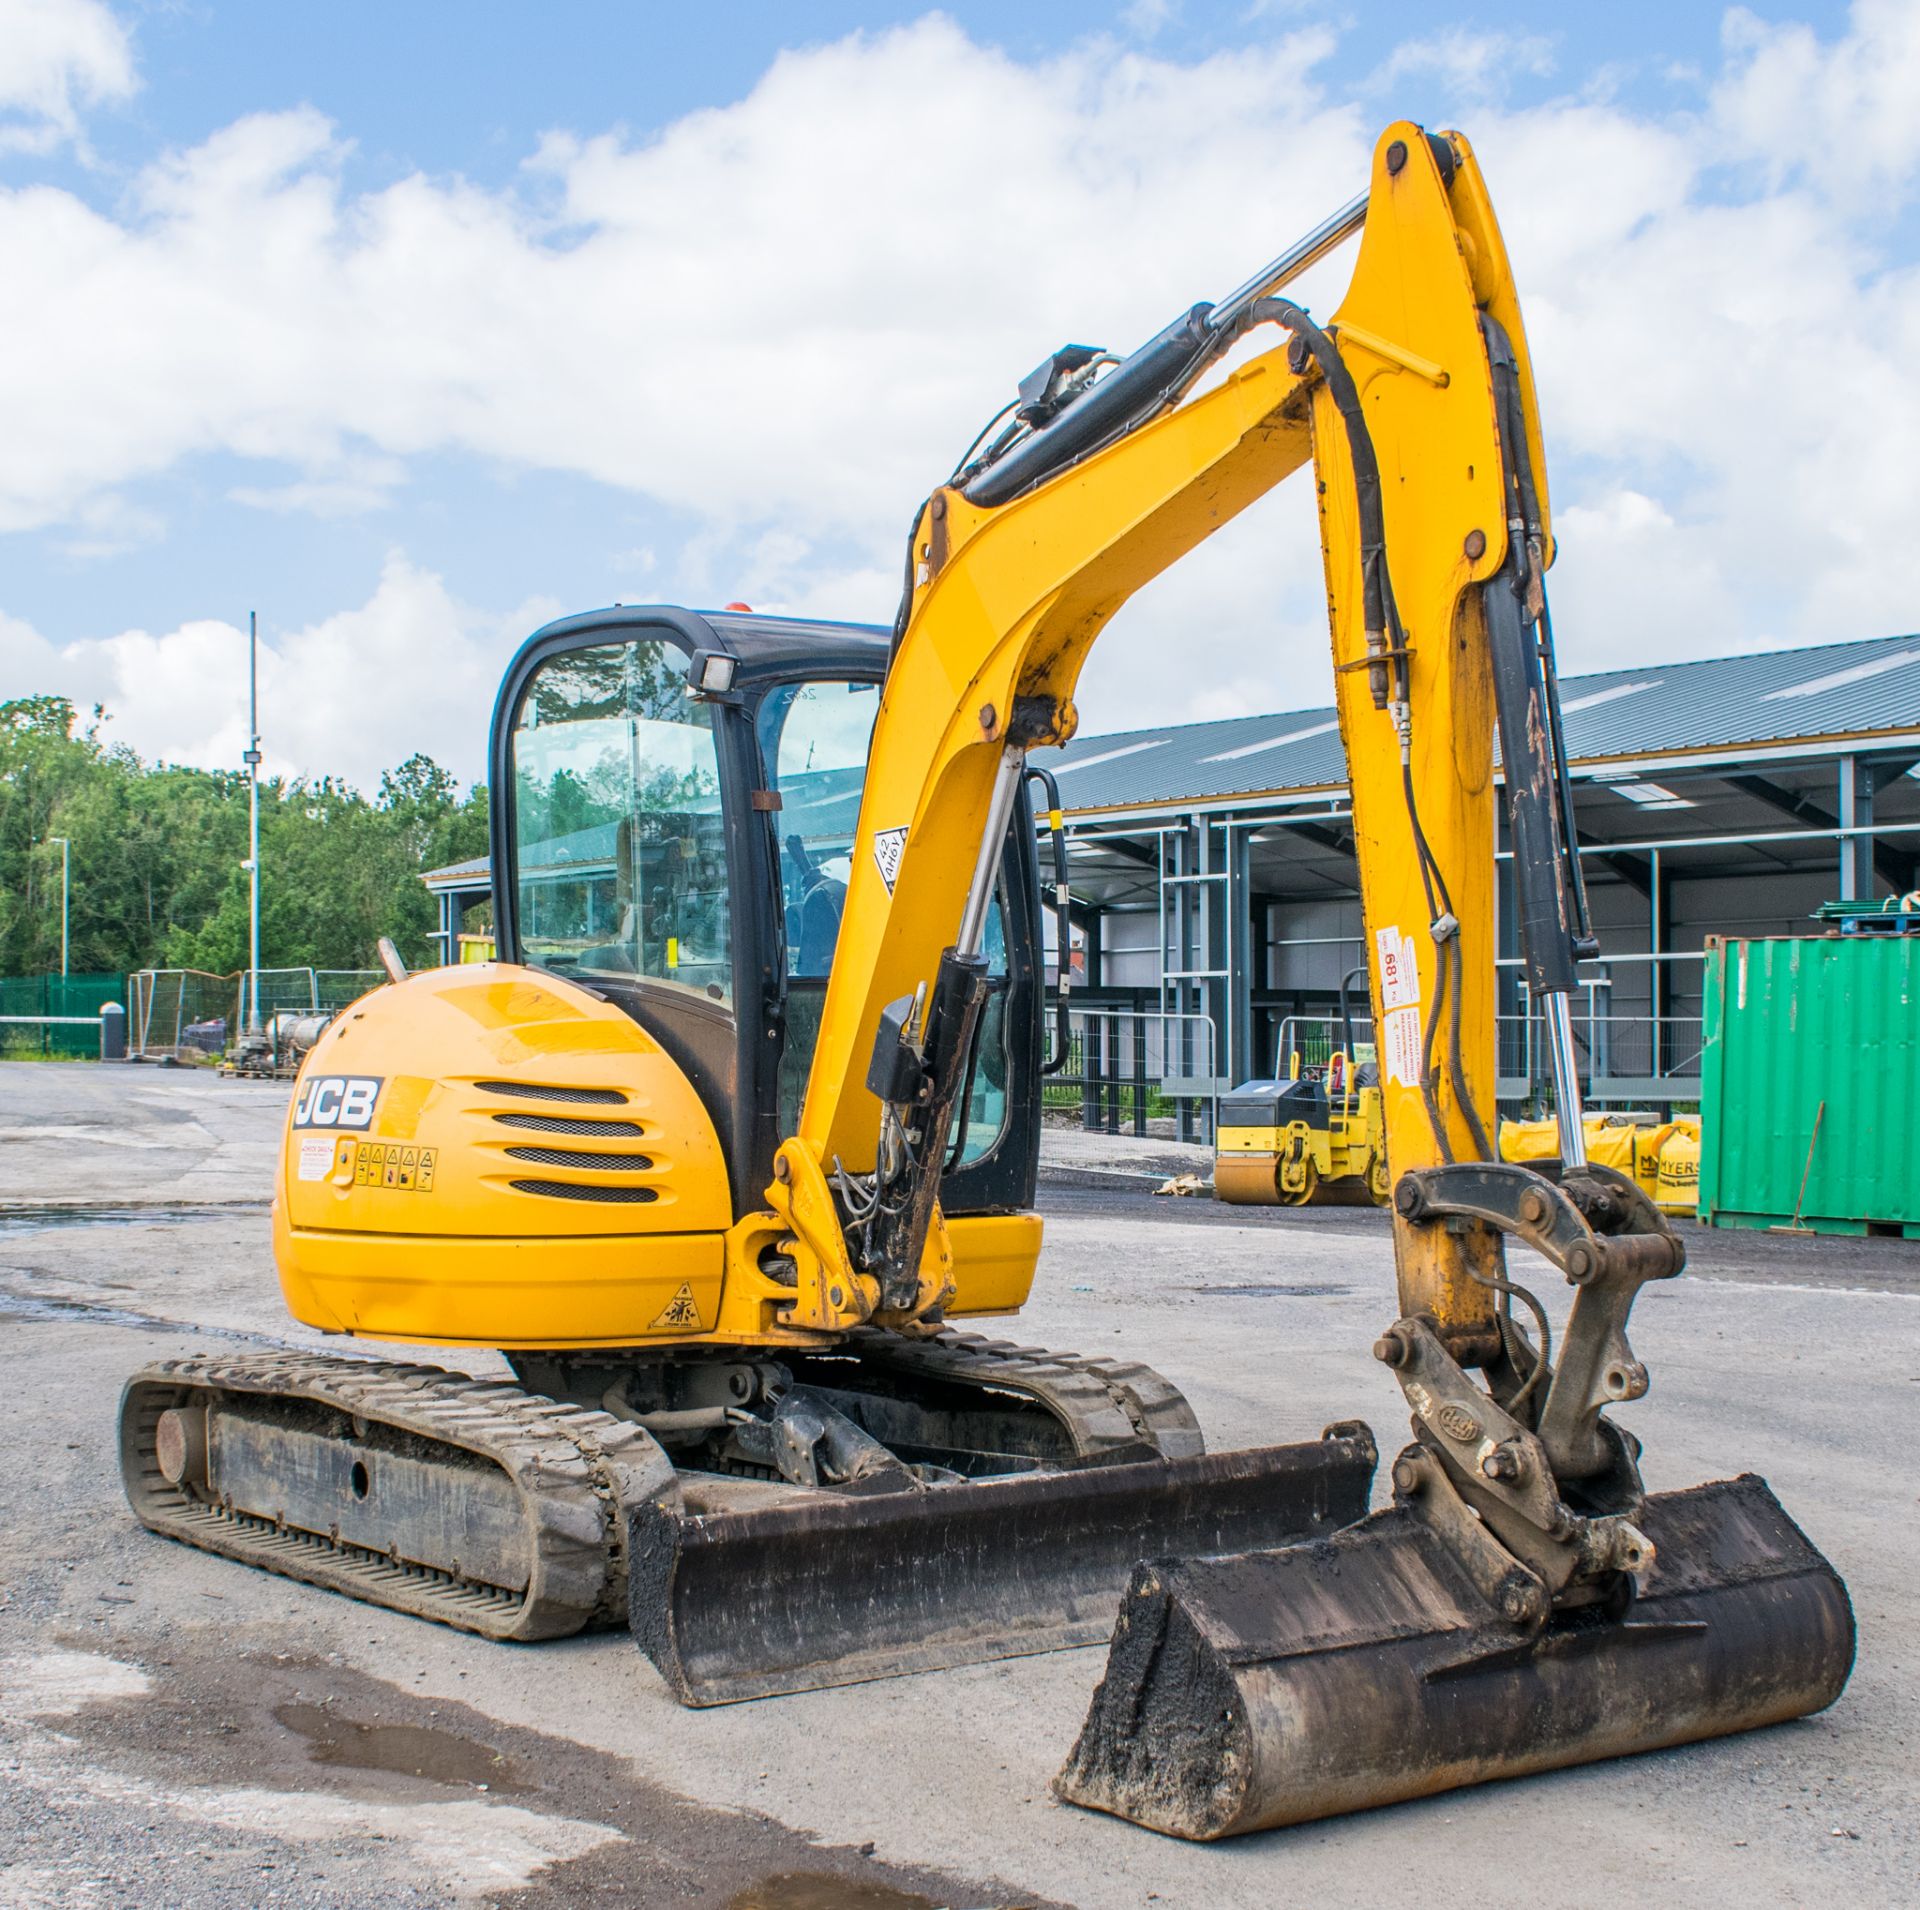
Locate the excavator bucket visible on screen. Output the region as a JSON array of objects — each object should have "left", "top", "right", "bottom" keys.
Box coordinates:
[
  {"left": 1056, "top": 1471, "right": 1854, "bottom": 1838},
  {"left": 628, "top": 1427, "right": 1376, "bottom": 1704}
]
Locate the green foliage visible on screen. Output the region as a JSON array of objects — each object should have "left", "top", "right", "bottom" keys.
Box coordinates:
[{"left": 0, "top": 698, "right": 488, "bottom": 974}]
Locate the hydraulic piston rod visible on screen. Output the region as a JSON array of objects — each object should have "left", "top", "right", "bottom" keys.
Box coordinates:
[
  {"left": 1542, "top": 991, "right": 1588, "bottom": 1168},
  {"left": 958, "top": 749, "right": 1026, "bottom": 955}
]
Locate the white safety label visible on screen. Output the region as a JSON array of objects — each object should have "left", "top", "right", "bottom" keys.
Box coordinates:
[
  {"left": 1375, "top": 926, "right": 1424, "bottom": 1087},
  {"left": 872, "top": 825, "right": 908, "bottom": 895},
  {"left": 296, "top": 1135, "right": 334, "bottom": 1182},
  {"left": 1383, "top": 1006, "right": 1424, "bottom": 1088},
  {"left": 1376, "top": 925, "right": 1421, "bottom": 1011}
]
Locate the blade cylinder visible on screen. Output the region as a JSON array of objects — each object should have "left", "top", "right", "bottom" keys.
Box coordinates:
[{"left": 1056, "top": 1474, "right": 1854, "bottom": 1839}]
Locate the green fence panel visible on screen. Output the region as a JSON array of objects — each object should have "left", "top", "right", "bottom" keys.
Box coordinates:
[{"left": 0, "top": 973, "right": 126, "bottom": 1059}]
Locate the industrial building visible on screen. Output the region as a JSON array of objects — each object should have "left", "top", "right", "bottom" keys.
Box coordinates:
[{"left": 425, "top": 628, "right": 1920, "bottom": 1131}]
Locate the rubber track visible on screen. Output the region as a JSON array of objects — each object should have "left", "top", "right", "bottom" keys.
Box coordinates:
[
  {"left": 121, "top": 1335, "right": 1207, "bottom": 1641},
  {"left": 119, "top": 1351, "right": 670, "bottom": 1642},
  {"left": 833, "top": 1329, "right": 1206, "bottom": 1461}
]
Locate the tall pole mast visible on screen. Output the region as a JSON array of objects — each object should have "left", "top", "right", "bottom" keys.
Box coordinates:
[
  {"left": 245, "top": 611, "right": 262, "bottom": 1032},
  {"left": 48, "top": 837, "right": 70, "bottom": 978}
]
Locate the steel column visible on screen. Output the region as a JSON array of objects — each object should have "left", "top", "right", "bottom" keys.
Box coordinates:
[{"left": 1838, "top": 756, "right": 1875, "bottom": 901}]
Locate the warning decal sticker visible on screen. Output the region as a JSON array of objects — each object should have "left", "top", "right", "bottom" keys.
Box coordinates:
[
  {"left": 296, "top": 1135, "right": 333, "bottom": 1183},
  {"left": 872, "top": 826, "right": 908, "bottom": 895},
  {"left": 353, "top": 1142, "right": 438, "bottom": 1192},
  {"left": 1374, "top": 925, "right": 1425, "bottom": 1088},
  {"left": 649, "top": 1282, "right": 704, "bottom": 1332}
]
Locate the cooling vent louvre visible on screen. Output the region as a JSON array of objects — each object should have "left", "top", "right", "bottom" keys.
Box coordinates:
[
  {"left": 503, "top": 1145, "right": 654, "bottom": 1171},
  {"left": 510, "top": 1179, "right": 659, "bottom": 1204},
  {"left": 491, "top": 1112, "right": 646, "bottom": 1137},
  {"left": 476, "top": 1080, "right": 628, "bottom": 1106}
]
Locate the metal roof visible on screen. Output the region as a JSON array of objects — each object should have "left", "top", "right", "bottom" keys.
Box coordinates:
[
  {"left": 425, "top": 854, "right": 490, "bottom": 891},
  {"left": 1050, "top": 631, "right": 1920, "bottom": 818},
  {"left": 425, "top": 631, "right": 1920, "bottom": 889}
]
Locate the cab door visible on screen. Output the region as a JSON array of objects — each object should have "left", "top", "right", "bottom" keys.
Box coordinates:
[
  {"left": 755, "top": 673, "right": 1041, "bottom": 1216},
  {"left": 493, "top": 617, "right": 771, "bottom": 1215}
]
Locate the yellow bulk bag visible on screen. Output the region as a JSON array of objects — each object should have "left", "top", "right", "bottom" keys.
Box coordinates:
[
  {"left": 1655, "top": 1124, "right": 1701, "bottom": 1215},
  {"left": 1497, "top": 1117, "right": 1561, "bottom": 1164},
  {"left": 1630, "top": 1121, "right": 1678, "bottom": 1204},
  {"left": 1581, "top": 1117, "right": 1637, "bottom": 1173},
  {"left": 1499, "top": 1114, "right": 1636, "bottom": 1172}
]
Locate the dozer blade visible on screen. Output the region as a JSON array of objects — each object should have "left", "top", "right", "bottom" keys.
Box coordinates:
[
  {"left": 1056, "top": 1473, "right": 1854, "bottom": 1839},
  {"left": 628, "top": 1426, "right": 1376, "bottom": 1705}
]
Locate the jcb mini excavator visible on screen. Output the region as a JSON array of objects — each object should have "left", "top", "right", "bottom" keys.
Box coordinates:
[{"left": 120, "top": 123, "right": 1852, "bottom": 1833}]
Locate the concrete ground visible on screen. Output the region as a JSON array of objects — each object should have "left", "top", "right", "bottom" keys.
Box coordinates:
[{"left": 1, "top": 1059, "right": 1915, "bottom": 1908}]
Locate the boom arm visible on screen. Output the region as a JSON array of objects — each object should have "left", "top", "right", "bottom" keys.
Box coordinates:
[{"left": 768, "top": 123, "right": 1577, "bottom": 1356}]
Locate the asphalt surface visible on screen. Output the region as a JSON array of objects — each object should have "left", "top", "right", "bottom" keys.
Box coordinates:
[{"left": 2, "top": 1060, "right": 1917, "bottom": 1908}]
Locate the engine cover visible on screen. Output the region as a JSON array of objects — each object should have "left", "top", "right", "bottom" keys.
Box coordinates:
[{"left": 275, "top": 963, "right": 733, "bottom": 1346}]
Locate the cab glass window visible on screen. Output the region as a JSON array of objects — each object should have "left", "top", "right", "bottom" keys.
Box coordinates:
[
  {"left": 510, "top": 640, "right": 733, "bottom": 1005},
  {"left": 758, "top": 673, "right": 1013, "bottom": 1168},
  {"left": 759, "top": 679, "right": 878, "bottom": 977}
]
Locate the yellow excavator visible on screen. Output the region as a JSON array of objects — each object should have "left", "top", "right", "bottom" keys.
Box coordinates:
[{"left": 120, "top": 123, "right": 1852, "bottom": 1836}]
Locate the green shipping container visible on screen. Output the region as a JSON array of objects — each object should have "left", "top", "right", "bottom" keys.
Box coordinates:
[{"left": 1700, "top": 934, "right": 1920, "bottom": 1236}]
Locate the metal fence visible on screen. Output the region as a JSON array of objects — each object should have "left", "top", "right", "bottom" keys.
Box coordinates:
[
  {"left": 1494, "top": 952, "right": 1706, "bottom": 1107},
  {"left": 130, "top": 967, "right": 383, "bottom": 1062},
  {"left": 0, "top": 973, "right": 126, "bottom": 1059},
  {"left": 1498, "top": 1009, "right": 1704, "bottom": 1108},
  {"left": 238, "top": 967, "right": 384, "bottom": 1025},
  {"left": 129, "top": 969, "right": 236, "bottom": 1061},
  {"left": 1272, "top": 1011, "right": 1376, "bottom": 1076},
  {"left": 1256, "top": 1001, "right": 1700, "bottom": 1110},
  {"left": 1045, "top": 1005, "right": 1222, "bottom": 1138}
]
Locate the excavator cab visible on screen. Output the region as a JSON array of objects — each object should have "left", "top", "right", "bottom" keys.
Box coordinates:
[{"left": 493, "top": 609, "right": 1042, "bottom": 1226}]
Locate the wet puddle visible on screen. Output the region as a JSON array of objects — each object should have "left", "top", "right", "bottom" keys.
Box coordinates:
[
  {"left": 275, "top": 1700, "right": 533, "bottom": 1794},
  {"left": 0, "top": 1202, "right": 267, "bottom": 1238},
  {"left": 727, "top": 1878, "right": 951, "bottom": 1910},
  {"left": 0, "top": 1289, "right": 180, "bottom": 1332},
  {"left": 1195, "top": 1281, "right": 1350, "bottom": 1298}
]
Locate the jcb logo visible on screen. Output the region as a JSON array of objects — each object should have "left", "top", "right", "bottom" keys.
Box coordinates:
[{"left": 293, "top": 1075, "right": 383, "bottom": 1130}]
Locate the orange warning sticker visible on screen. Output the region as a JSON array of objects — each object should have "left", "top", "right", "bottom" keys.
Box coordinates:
[{"left": 353, "top": 1141, "right": 439, "bottom": 1192}]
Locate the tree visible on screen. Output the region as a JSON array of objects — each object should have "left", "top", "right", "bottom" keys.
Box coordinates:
[{"left": 0, "top": 694, "right": 490, "bottom": 977}]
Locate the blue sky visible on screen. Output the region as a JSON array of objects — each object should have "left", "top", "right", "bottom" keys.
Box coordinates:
[
  {"left": 2, "top": 0, "right": 1907, "bottom": 788},
  {"left": 70, "top": 4, "right": 1744, "bottom": 188}
]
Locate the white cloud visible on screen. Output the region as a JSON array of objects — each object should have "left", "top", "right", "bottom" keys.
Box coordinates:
[
  {"left": 3, "top": 4, "right": 1920, "bottom": 769},
  {"left": 1712, "top": 0, "right": 1920, "bottom": 206},
  {"left": 54, "top": 488, "right": 164, "bottom": 558},
  {"left": 227, "top": 451, "right": 406, "bottom": 519},
  {"left": 1, "top": 555, "right": 560, "bottom": 787},
  {"left": 1370, "top": 28, "right": 1557, "bottom": 105},
  {"left": 1123, "top": 0, "right": 1180, "bottom": 39},
  {"left": 0, "top": 19, "right": 1366, "bottom": 551},
  {"left": 0, "top": 0, "right": 134, "bottom": 154}
]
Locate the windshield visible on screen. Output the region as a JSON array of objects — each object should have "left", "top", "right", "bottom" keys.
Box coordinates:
[{"left": 510, "top": 639, "right": 733, "bottom": 1005}]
